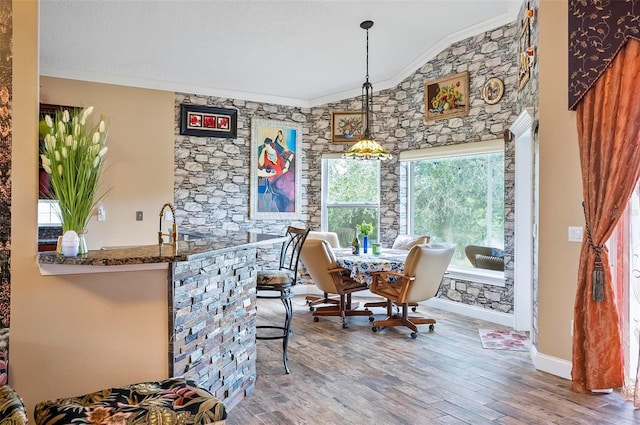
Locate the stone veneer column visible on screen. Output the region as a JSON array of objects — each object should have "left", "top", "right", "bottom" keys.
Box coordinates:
[
  {"left": 0, "top": 0, "right": 12, "bottom": 377},
  {"left": 169, "top": 246, "right": 258, "bottom": 410}
]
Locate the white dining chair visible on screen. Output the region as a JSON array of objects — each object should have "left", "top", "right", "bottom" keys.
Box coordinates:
[{"left": 370, "top": 243, "right": 455, "bottom": 338}]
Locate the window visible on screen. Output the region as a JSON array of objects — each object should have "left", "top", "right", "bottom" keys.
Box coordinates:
[
  {"left": 38, "top": 199, "right": 62, "bottom": 226},
  {"left": 322, "top": 157, "right": 380, "bottom": 247},
  {"left": 402, "top": 140, "right": 504, "bottom": 272}
]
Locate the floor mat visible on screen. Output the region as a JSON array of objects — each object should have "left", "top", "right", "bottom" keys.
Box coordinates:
[{"left": 478, "top": 329, "right": 530, "bottom": 351}]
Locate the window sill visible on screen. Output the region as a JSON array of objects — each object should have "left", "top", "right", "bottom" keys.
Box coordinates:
[{"left": 446, "top": 266, "right": 505, "bottom": 287}]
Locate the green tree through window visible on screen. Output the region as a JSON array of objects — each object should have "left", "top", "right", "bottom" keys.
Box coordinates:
[
  {"left": 409, "top": 152, "right": 504, "bottom": 267},
  {"left": 323, "top": 158, "right": 380, "bottom": 247}
]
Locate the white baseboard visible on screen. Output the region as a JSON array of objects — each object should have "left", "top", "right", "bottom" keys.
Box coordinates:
[
  {"left": 424, "top": 298, "right": 514, "bottom": 327},
  {"left": 530, "top": 345, "right": 572, "bottom": 380}
]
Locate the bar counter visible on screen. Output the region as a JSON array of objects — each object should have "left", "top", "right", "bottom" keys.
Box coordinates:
[
  {"left": 38, "top": 232, "right": 286, "bottom": 267},
  {"left": 37, "top": 232, "right": 286, "bottom": 410}
]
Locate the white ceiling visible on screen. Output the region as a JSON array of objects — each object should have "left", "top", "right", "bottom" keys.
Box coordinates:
[{"left": 39, "top": 0, "right": 521, "bottom": 107}]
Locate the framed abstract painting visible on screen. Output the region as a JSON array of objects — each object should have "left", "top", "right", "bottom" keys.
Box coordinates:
[{"left": 250, "top": 118, "right": 302, "bottom": 220}]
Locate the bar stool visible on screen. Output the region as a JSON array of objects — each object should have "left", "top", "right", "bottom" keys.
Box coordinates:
[{"left": 256, "top": 226, "right": 310, "bottom": 374}]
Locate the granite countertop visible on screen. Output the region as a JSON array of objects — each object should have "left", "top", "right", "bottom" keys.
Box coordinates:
[{"left": 38, "top": 232, "right": 286, "bottom": 266}]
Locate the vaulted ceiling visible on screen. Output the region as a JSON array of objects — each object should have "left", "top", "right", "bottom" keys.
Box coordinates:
[{"left": 39, "top": 0, "right": 521, "bottom": 107}]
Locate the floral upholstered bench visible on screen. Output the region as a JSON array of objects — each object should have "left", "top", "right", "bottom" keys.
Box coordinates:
[
  {"left": 0, "top": 348, "right": 28, "bottom": 425},
  {"left": 34, "top": 377, "right": 227, "bottom": 425},
  {"left": 0, "top": 385, "right": 28, "bottom": 425}
]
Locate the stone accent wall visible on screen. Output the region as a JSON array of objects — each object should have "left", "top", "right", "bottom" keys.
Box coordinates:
[
  {"left": 174, "top": 94, "right": 308, "bottom": 265},
  {"left": 170, "top": 246, "right": 258, "bottom": 410},
  {"left": 0, "top": 0, "right": 11, "bottom": 377},
  {"left": 175, "top": 21, "right": 520, "bottom": 313}
]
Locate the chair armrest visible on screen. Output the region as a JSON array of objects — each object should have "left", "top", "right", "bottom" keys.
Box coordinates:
[
  {"left": 327, "top": 267, "right": 368, "bottom": 293},
  {"left": 327, "top": 266, "right": 349, "bottom": 274},
  {"left": 370, "top": 273, "right": 414, "bottom": 302},
  {"left": 371, "top": 271, "right": 407, "bottom": 279}
]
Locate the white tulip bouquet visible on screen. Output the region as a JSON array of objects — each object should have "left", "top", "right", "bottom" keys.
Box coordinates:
[{"left": 40, "top": 106, "right": 109, "bottom": 235}]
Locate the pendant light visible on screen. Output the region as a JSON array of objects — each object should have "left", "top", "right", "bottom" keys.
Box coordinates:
[{"left": 343, "top": 20, "right": 392, "bottom": 161}]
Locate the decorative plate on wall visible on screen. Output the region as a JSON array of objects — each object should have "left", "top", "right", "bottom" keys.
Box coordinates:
[{"left": 482, "top": 77, "right": 504, "bottom": 105}]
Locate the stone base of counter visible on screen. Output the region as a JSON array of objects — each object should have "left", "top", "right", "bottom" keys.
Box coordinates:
[{"left": 170, "top": 246, "right": 258, "bottom": 411}]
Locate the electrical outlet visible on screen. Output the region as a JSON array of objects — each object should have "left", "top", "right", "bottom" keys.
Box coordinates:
[
  {"left": 136, "top": 211, "right": 143, "bottom": 221},
  {"left": 97, "top": 202, "right": 106, "bottom": 221}
]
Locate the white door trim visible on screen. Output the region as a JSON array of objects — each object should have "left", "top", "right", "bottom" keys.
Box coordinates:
[{"left": 511, "top": 109, "right": 534, "bottom": 332}]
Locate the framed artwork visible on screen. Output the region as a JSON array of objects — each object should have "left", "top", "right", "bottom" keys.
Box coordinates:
[
  {"left": 518, "top": 14, "right": 531, "bottom": 91},
  {"left": 250, "top": 118, "right": 302, "bottom": 220},
  {"left": 424, "top": 71, "right": 469, "bottom": 121},
  {"left": 330, "top": 111, "right": 363, "bottom": 143},
  {"left": 179, "top": 104, "right": 237, "bottom": 138},
  {"left": 482, "top": 77, "right": 505, "bottom": 105}
]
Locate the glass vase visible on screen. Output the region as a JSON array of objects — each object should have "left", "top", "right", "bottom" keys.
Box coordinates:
[
  {"left": 363, "top": 235, "right": 368, "bottom": 254},
  {"left": 78, "top": 232, "right": 88, "bottom": 255}
]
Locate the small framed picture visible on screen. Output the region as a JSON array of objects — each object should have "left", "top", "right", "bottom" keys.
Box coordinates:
[
  {"left": 482, "top": 77, "right": 505, "bottom": 105},
  {"left": 179, "top": 104, "right": 237, "bottom": 138},
  {"left": 424, "top": 71, "right": 470, "bottom": 121},
  {"left": 330, "top": 111, "right": 363, "bottom": 143}
]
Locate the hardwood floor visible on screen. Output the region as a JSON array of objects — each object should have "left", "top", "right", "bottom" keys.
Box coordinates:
[{"left": 228, "top": 296, "right": 638, "bottom": 424}]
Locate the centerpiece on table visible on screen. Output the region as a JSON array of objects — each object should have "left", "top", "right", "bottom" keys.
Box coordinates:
[
  {"left": 40, "top": 106, "right": 109, "bottom": 256},
  {"left": 357, "top": 222, "right": 373, "bottom": 254}
]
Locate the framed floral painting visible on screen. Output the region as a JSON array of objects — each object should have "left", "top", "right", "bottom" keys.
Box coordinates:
[
  {"left": 250, "top": 119, "right": 302, "bottom": 220},
  {"left": 330, "top": 111, "right": 363, "bottom": 143},
  {"left": 424, "top": 71, "right": 470, "bottom": 121}
]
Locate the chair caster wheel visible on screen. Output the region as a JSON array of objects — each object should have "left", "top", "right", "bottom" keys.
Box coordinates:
[
  {"left": 410, "top": 332, "right": 418, "bottom": 339},
  {"left": 313, "top": 316, "right": 319, "bottom": 322},
  {"left": 372, "top": 326, "right": 379, "bottom": 332},
  {"left": 411, "top": 306, "right": 417, "bottom": 312},
  {"left": 342, "top": 323, "right": 349, "bottom": 329},
  {"left": 309, "top": 306, "right": 315, "bottom": 312},
  {"left": 368, "top": 316, "right": 375, "bottom": 322},
  {"left": 429, "top": 324, "right": 435, "bottom": 331}
]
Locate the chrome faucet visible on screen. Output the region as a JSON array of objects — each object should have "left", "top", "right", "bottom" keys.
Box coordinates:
[{"left": 158, "top": 202, "right": 178, "bottom": 249}]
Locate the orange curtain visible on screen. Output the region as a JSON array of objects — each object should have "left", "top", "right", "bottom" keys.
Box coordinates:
[{"left": 572, "top": 38, "right": 640, "bottom": 393}]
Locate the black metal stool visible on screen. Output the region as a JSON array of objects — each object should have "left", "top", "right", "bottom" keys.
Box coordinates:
[{"left": 256, "top": 226, "right": 309, "bottom": 374}]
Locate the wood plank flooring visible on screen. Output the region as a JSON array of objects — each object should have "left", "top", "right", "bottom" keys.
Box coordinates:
[{"left": 227, "top": 296, "right": 638, "bottom": 424}]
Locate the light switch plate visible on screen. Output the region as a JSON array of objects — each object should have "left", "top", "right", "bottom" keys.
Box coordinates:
[
  {"left": 97, "top": 202, "right": 106, "bottom": 221},
  {"left": 568, "top": 226, "right": 583, "bottom": 242}
]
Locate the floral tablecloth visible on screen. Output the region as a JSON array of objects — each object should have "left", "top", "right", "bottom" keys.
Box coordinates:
[{"left": 333, "top": 248, "right": 408, "bottom": 285}]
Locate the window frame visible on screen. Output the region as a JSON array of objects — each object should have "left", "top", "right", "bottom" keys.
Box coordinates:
[
  {"left": 401, "top": 140, "right": 506, "bottom": 287},
  {"left": 321, "top": 154, "right": 381, "bottom": 240}
]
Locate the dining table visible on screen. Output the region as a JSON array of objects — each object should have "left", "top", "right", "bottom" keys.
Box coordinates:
[{"left": 333, "top": 247, "right": 409, "bottom": 285}]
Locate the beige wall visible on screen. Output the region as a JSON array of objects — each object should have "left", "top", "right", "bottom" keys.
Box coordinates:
[
  {"left": 537, "top": 0, "right": 580, "bottom": 361},
  {"left": 39, "top": 76, "right": 175, "bottom": 249},
  {"left": 11, "top": 1, "right": 173, "bottom": 414},
  {"left": 9, "top": 0, "right": 582, "bottom": 414}
]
